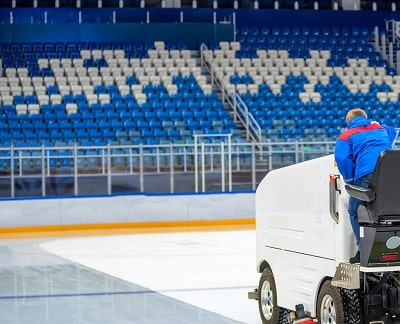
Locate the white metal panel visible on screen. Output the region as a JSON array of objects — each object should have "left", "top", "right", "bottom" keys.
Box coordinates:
[{"left": 255, "top": 154, "right": 357, "bottom": 314}]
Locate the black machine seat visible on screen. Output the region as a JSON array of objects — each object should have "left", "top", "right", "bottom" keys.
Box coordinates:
[{"left": 345, "top": 150, "right": 400, "bottom": 225}]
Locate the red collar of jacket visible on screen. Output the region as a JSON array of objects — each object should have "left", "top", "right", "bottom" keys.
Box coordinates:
[{"left": 339, "top": 123, "right": 383, "bottom": 141}]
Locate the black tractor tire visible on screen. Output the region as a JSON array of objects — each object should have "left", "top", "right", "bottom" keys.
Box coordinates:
[
  {"left": 339, "top": 287, "right": 362, "bottom": 324},
  {"left": 258, "top": 267, "right": 290, "bottom": 324},
  {"left": 317, "top": 280, "right": 362, "bottom": 324}
]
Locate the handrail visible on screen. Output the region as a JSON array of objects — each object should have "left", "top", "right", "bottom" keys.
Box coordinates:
[
  {"left": 200, "top": 45, "right": 262, "bottom": 143},
  {"left": 0, "top": 140, "right": 337, "bottom": 198},
  {"left": 231, "top": 93, "right": 262, "bottom": 143},
  {"left": 217, "top": 81, "right": 262, "bottom": 143},
  {"left": 384, "top": 19, "right": 400, "bottom": 72}
]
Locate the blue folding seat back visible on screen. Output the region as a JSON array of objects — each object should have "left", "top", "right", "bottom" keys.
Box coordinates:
[
  {"left": 111, "top": 120, "right": 123, "bottom": 129},
  {"left": 89, "top": 129, "right": 102, "bottom": 139},
  {"left": 86, "top": 120, "right": 98, "bottom": 130},
  {"left": 154, "top": 129, "right": 167, "bottom": 139},
  {"left": 75, "top": 94, "right": 87, "bottom": 104},
  {"left": 63, "top": 130, "right": 76, "bottom": 141},
  {"left": 187, "top": 120, "right": 200, "bottom": 129},
  {"left": 63, "top": 94, "right": 74, "bottom": 104},
  {"left": 26, "top": 95, "right": 37, "bottom": 104}
]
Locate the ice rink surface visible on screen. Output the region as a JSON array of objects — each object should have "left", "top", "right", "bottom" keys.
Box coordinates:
[
  {"left": 41, "top": 230, "right": 261, "bottom": 324},
  {"left": 0, "top": 229, "right": 262, "bottom": 323}
]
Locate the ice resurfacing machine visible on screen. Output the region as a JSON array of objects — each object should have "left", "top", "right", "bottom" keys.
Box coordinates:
[{"left": 249, "top": 150, "right": 400, "bottom": 323}]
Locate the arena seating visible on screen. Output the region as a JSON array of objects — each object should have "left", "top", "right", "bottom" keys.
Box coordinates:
[
  {"left": 202, "top": 25, "right": 398, "bottom": 143},
  {"left": 0, "top": 40, "right": 242, "bottom": 153},
  {"left": 0, "top": 24, "right": 398, "bottom": 171}
]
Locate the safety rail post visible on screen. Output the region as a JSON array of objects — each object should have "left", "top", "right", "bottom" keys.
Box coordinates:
[
  {"left": 101, "top": 147, "right": 106, "bottom": 174},
  {"left": 46, "top": 150, "right": 50, "bottom": 176},
  {"left": 234, "top": 145, "right": 240, "bottom": 171},
  {"left": 268, "top": 141, "right": 273, "bottom": 171},
  {"left": 381, "top": 33, "right": 387, "bottom": 60},
  {"left": 232, "top": 12, "right": 236, "bottom": 41},
  {"left": 233, "top": 93, "right": 238, "bottom": 124},
  {"left": 73, "top": 143, "right": 78, "bottom": 196},
  {"left": 129, "top": 147, "right": 133, "bottom": 173},
  {"left": 251, "top": 141, "right": 256, "bottom": 191},
  {"left": 300, "top": 143, "right": 305, "bottom": 162},
  {"left": 397, "top": 51, "right": 400, "bottom": 74},
  {"left": 201, "top": 142, "right": 205, "bottom": 193},
  {"left": 374, "top": 26, "right": 380, "bottom": 51},
  {"left": 10, "top": 144, "right": 15, "bottom": 198},
  {"left": 170, "top": 143, "right": 174, "bottom": 193},
  {"left": 244, "top": 98, "right": 250, "bottom": 140},
  {"left": 156, "top": 146, "right": 160, "bottom": 173},
  {"left": 183, "top": 145, "right": 188, "bottom": 172},
  {"left": 41, "top": 145, "right": 46, "bottom": 197},
  {"left": 228, "top": 134, "right": 232, "bottom": 192},
  {"left": 221, "top": 141, "right": 225, "bottom": 192},
  {"left": 107, "top": 143, "right": 111, "bottom": 195},
  {"left": 194, "top": 134, "right": 199, "bottom": 193},
  {"left": 139, "top": 144, "right": 144, "bottom": 193},
  {"left": 18, "top": 150, "right": 22, "bottom": 177}
]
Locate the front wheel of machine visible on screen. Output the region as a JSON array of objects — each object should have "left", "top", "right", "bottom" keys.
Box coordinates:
[
  {"left": 317, "top": 280, "right": 346, "bottom": 324},
  {"left": 258, "top": 267, "right": 290, "bottom": 324}
]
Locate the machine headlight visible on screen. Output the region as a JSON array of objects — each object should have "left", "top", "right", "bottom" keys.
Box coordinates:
[{"left": 386, "top": 236, "right": 400, "bottom": 250}]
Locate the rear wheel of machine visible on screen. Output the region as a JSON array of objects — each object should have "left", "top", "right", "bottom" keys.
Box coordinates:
[
  {"left": 339, "top": 287, "right": 362, "bottom": 324},
  {"left": 258, "top": 267, "right": 290, "bottom": 324},
  {"left": 317, "top": 280, "right": 362, "bottom": 324}
]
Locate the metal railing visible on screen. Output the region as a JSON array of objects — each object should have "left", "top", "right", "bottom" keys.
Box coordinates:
[
  {"left": 200, "top": 43, "right": 263, "bottom": 143},
  {"left": 230, "top": 93, "right": 263, "bottom": 142},
  {"left": 377, "top": 21, "right": 400, "bottom": 72},
  {"left": 0, "top": 140, "right": 335, "bottom": 198}
]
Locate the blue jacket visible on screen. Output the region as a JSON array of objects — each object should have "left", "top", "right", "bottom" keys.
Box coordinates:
[{"left": 334, "top": 116, "right": 397, "bottom": 184}]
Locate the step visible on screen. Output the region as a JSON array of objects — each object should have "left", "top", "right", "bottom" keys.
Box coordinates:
[{"left": 331, "top": 263, "right": 360, "bottom": 289}]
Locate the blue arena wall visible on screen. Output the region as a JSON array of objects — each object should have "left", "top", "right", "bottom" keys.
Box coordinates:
[
  {"left": 0, "top": 8, "right": 400, "bottom": 45},
  {"left": 1, "top": 7, "right": 400, "bottom": 27},
  {"left": 0, "top": 22, "right": 234, "bottom": 48}
]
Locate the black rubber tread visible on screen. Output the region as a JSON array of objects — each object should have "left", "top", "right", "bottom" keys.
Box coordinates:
[
  {"left": 277, "top": 307, "right": 291, "bottom": 324},
  {"left": 339, "top": 288, "right": 362, "bottom": 324}
]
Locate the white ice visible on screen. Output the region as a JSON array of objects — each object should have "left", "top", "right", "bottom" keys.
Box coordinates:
[{"left": 40, "top": 230, "right": 262, "bottom": 324}]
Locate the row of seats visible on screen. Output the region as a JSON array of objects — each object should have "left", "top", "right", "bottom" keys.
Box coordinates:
[
  {"left": 0, "top": 41, "right": 192, "bottom": 70},
  {"left": 203, "top": 26, "right": 398, "bottom": 141},
  {"left": 0, "top": 40, "right": 244, "bottom": 148},
  {"left": 237, "top": 25, "right": 372, "bottom": 37},
  {"left": 0, "top": 26, "right": 395, "bottom": 149},
  {"left": 0, "top": 44, "right": 211, "bottom": 106}
]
